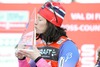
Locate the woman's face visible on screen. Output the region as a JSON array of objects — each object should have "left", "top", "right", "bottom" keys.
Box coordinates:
[{"left": 35, "top": 14, "right": 47, "bottom": 34}]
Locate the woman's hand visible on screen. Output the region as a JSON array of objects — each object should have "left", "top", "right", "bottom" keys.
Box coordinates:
[
  {"left": 15, "top": 49, "right": 25, "bottom": 60},
  {"left": 15, "top": 44, "right": 26, "bottom": 59},
  {"left": 18, "top": 46, "right": 41, "bottom": 60}
]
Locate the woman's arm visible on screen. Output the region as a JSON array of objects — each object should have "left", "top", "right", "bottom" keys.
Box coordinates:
[
  {"left": 58, "top": 40, "right": 80, "bottom": 67},
  {"left": 18, "top": 57, "right": 52, "bottom": 67},
  {"left": 18, "top": 59, "right": 30, "bottom": 67},
  {"left": 35, "top": 58, "right": 51, "bottom": 67}
]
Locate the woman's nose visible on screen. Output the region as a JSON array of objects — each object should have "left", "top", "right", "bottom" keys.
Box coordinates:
[
  {"left": 35, "top": 22, "right": 37, "bottom": 25},
  {"left": 35, "top": 19, "right": 38, "bottom": 25},
  {"left": 35, "top": 21, "right": 38, "bottom": 25}
]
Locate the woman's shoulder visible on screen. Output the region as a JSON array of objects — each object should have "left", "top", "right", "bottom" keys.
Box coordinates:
[
  {"left": 60, "top": 39, "right": 78, "bottom": 50},
  {"left": 63, "top": 39, "right": 76, "bottom": 46},
  {"left": 59, "top": 38, "right": 80, "bottom": 59}
]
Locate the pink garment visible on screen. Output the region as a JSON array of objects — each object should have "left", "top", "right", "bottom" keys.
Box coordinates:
[
  {"left": 18, "top": 58, "right": 51, "bottom": 67},
  {"left": 36, "top": 58, "right": 51, "bottom": 67},
  {"left": 18, "top": 59, "right": 30, "bottom": 67}
]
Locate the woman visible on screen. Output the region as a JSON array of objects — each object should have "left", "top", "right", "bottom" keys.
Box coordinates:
[
  {"left": 15, "top": 2, "right": 79, "bottom": 67},
  {"left": 95, "top": 49, "right": 100, "bottom": 67}
]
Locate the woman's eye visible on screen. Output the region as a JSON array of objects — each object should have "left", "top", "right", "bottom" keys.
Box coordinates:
[
  {"left": 39, "top": 19, "right": 42, "bottom": 21},
  {"left": 39, "top": 20, "right": 42, "bottom": 21}
]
